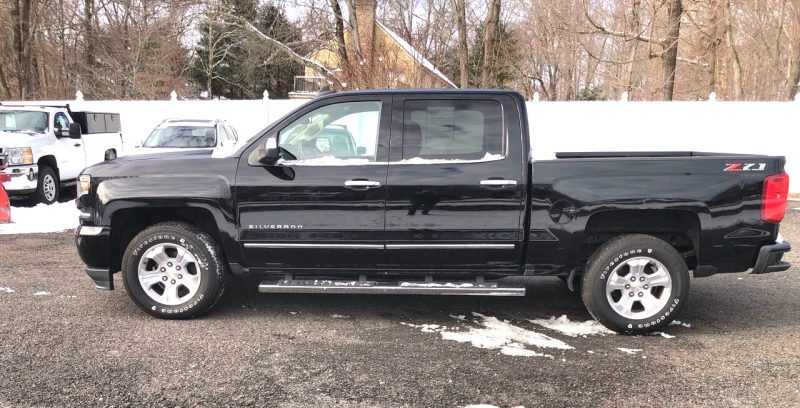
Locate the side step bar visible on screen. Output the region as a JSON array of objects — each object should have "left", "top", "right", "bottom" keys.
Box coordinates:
[{"left": 258, "top": 279, "right": 526, "bottom": 297}]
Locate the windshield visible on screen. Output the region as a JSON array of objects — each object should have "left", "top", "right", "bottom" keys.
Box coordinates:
[
  {"left": 143, "top": 126, "right": 216, "bottom": 148},
  {"left": 0, "top": 111, "right": 48, "bottom": 134}
]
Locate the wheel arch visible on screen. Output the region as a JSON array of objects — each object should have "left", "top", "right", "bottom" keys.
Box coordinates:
[
  {"left": 108, "top": 206, "right": 227, "bottom": 273},
  {"left": 37, "top": 155, "right": 58, "bottom": 176},
  {"left": 582, "top": 209, "right": 701, "bottom": 270}
]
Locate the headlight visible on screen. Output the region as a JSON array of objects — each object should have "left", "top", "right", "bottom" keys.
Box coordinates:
[
  {"left": 78, "top": 174, "right": 91, "bottom": 197},
  {"left": 6, "top": 147, "right": 33, "bottom": 165}
]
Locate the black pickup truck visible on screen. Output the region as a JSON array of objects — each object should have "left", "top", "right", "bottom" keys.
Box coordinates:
[{"left": 75, "top": 90, "right": 791, "bottom": 334}]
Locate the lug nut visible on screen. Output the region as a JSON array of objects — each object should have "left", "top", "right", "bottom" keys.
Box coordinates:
[
  {"left": 630, "top": 277, "right": 636, "bottom": 282},
  {"left": 629, "top": 292, "right": 635, "bottom": 297},
  {"left": 167, "top": 262, "right": 173, "bottom": 267},
  {"left": 176, "top": 266, "right": 181, "bottom": 271},
  {"left": 161, "top": 276, "right": 168, "bottom": 281},
  {"left": 640, "top": 277, "right": 646, "bottom": 282},
  {"left": 638, "top": 292, "right": 644, "bottom": 297},
  {"left": 170, "top": 279, "right": 176, "bottom": 284},
  {"left": 643, "top": 284, "right": 649, "bottom": 289},
  {"left": 625, "top": 284, "right": 630, "bottom": 289},
  {"left": 177, "top": 274, "right": 183, "bottom": 279},
  {"left": 160, "top": 267, "right": 166, "bottom": 272}
]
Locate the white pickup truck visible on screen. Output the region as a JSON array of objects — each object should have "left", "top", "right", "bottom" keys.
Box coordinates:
[{"left": 0, "top": 105, "right": 123, "bottom": 204}]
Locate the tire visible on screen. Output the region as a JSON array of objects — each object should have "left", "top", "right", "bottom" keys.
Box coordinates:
[
  {"left": 581, "top": 234, "right": 689, "bottom": 335},
  {"left": 121, "top": 222, "right": 227, "bottom": 319},
  {"left": 34, "top": 165, "right": 59, "bottom": 205}
]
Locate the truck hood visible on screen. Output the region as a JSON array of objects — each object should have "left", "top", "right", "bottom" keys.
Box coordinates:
[
  {"left": 84, "top": 148, "right": 238, "bottom": 179},
  {"left": 0, "top": 131, "right": 47, "bottom": 148},
  {"left": 128, "top": 147, "right": 213, "bottom": 156}
]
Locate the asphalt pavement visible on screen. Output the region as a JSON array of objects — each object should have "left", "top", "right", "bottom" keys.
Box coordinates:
[{"left": 0, "top": 209, "right": 798, "bottom": 407}]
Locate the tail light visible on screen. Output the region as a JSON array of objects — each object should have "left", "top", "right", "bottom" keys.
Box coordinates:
[{"left": 762, "top": 172, "right": 789, "bottom": 222}]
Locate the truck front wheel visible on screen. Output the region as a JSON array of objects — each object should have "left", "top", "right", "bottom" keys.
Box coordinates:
[
  {"left": 581, "top": 234, "right": 689, "bottom": 334},
  {"left": 121, "top": 222, "right": 227, "bottom": 319},
  {"left": 34, "top": 165, "right": 59, "bottom": 205}
]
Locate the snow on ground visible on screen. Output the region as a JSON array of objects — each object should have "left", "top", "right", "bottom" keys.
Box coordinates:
[
  {"left": 618, "top": 347, "right": 643, "bottom": 355},
  {"left": 0, "top": 287, "right": 15, "bottom": 293},
  {"left": 330, "top": 314, "right": 351, "bottom": 319},
  {"left": 0, "top": 201, "right": 80, "bottom": 235},
  {"left": 33, "top": 291, "right": 51, "bottom": 296},
  {"left": 653, "top": 331, "right": 676, "bottom": 339},
  {"left": 529, "top": 315, "right": 616, "bottom": 337},
  {"left": 669, "top": 320, "right": 692, "bottom": 328},
  {"left": 402, "top": 312, "right": 573, "bottom": 358}
]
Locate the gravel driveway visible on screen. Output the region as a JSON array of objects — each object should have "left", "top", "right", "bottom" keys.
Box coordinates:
[{"left": 1, "top": 210, "right": 798, "bottom": 407}]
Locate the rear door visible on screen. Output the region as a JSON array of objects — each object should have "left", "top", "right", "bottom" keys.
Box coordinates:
[
  {"left": 385, "top": 94, "right": 527, "bottom": 273},
  {"left": 235, "top": 95, "right": 392, "bottom": 271}
]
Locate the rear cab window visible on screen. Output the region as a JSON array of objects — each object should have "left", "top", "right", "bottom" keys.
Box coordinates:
[{"left": 399, "top": 99, "right": 505, "bottom": 163}]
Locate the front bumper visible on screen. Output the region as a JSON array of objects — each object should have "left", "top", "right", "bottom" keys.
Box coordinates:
[
  {"left": 751, "top": 235, "right": 791, "bottom": 274},
  {"left": 1, "top": 164, "right": 38, "bottom": 194},
  {"left": 75, "top": 225, "right": 114, "bottom": 290}
]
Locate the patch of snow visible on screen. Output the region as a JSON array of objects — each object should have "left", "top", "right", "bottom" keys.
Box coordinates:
[
  {"left": 400, "top": 282, "right": 475, "bottom": 288},
  {"left": 500, "top": 345, "right": 550, "bottom": 357},
  {"left": 330, "top": 314, "right": 351, "bottom": 319},
  {"left": 529, "top": 315, "right": 615, "bottom": 337},
  {"left": 449, "top": 314, "right": 466, "bottom": 321},
  {"left": 402, "top": 322, "right": 445, "bottom": 333},
  {"left": 289, "top": 312, "right": 297, "bottom": 315},
  {"left": 618, "top": 347, "right": 643, "bottom": 355},
  {"left": 0, "top": 287, "right": 15, "bottom": 293},
  {"left": 396, "top": 153, "right": 504, "bottom": 164},
  {"left": 0, "top": 200, "right": 80, "bottom": 235},
  {"left": 33, "top": 291, "right": 51, "bottom": 296},
  {"left": 669, "top": 320, "right": 692, "bottom": 328},
  {"left": 653, "top": 331, "right": 675, "bottom": 339},
  {"left": 587, "top": 350, "right": 595, "bottom": 354},
  {"left": 277, "top": 156, "right": 372, "bottom": 166}
]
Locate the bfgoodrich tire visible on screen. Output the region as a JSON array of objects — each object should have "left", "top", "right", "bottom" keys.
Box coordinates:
[
  {"left": 581, "top": 234, "right": 689, "bottom": 334},
  {"left": 121, "top": 222, "right": 226, "bottom": 319}
]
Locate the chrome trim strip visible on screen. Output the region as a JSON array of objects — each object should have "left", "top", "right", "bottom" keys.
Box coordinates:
[
  {"left": 386, "top": 243, "right": 515, "bottom": 249},
  {"left": 244, "top": 243, "right": 384, "bottom": 249}
]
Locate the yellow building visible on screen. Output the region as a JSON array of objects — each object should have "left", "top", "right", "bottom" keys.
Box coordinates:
[{"left": 290, "top": 8, "right": 456, "bottom": 99}]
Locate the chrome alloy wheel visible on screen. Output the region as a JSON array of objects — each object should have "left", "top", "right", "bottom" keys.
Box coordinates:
[
  {"left": 138, "top": 243, "right": 201, "bottom": 306},
  {"left": 42, "top": 174, "right": 57, "bottom": 202},
  {"left": 605, "top": 256, "right": 673, "bottom": 320}
]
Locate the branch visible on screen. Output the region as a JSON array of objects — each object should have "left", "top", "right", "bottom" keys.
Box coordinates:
[{"left": 225, "top": 14, "right": 344, "bottom": 87}]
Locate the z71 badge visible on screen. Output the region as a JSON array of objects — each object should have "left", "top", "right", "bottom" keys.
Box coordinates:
[{"left": 724, "top": 163, "right": 766, "bottom": 172}]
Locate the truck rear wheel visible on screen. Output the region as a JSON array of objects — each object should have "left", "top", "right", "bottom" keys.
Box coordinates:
[
  {"left": 581, "top": 234, "right": 689, "bottom": 334},
  {"left": 121, "top": 222, "right": 226, "bottom": 319},
  {"left": 34, "top": 165, "right": 59, "bottom": 205}
]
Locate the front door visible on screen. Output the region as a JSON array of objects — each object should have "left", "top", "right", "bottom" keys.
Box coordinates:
[
  {"left": 53, "top": 112, "right": 85, "bottom": 179},
  {"left": 385, "top": 95, "right": 527, "bottom": 273},
  {"left": 236, "top": 96, "right": 391, "bottom": 271}
]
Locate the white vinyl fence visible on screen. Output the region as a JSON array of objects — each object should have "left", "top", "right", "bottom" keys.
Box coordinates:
[{"left": 4, "top": 95, "right": 798, "bottom": 192}]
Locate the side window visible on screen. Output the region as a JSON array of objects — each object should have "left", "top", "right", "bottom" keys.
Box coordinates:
[
  {"left": 401, "top": 99, "right": 504, "bottom": 161},
  {"left": 226, "top": 125, "right": 238, "bottom": 142},
  {"left": 54, "top": 113, "right": 70, "bottom": 130},
  {"left": 278, "top": 101, "right": 381, "bottom": 162}
]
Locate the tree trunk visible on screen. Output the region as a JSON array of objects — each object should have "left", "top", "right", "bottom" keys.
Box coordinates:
[
  {"left": 481, "top": 0, "right": 501, "bottom": 88},
  {"left": 453, "top": 0, "right": 468, "bottom": 88},
  {"left": 722, "top": 0, "right": 743, "bottom": 99},
  {"left": 331, "top": 0, "right": 348, "bottom": 64},
  {"left": 13, "top": 0, "right": 35, "bottom": 98},
  {"left": 625, "top": 0, "right": 641, "bottom": 97},
  {"left": 660, "top": 0, "right": 682, "bottom": 100},
  {"left": 788, "top": 53, "right": 800, "bottom": 100},
  {"left": 84, "top": 0, "right": 95, "bottom": 69}
]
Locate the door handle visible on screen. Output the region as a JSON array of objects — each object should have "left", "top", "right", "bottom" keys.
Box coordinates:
[
  {"left": 344, "top": 180, "right": 381, "bottom": 189},
  {"left": 74, "top": 143, "right": 82, "bottom": 147},
  {"left": 480, "top": 179, "right": 517, "bottom": 187}
]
